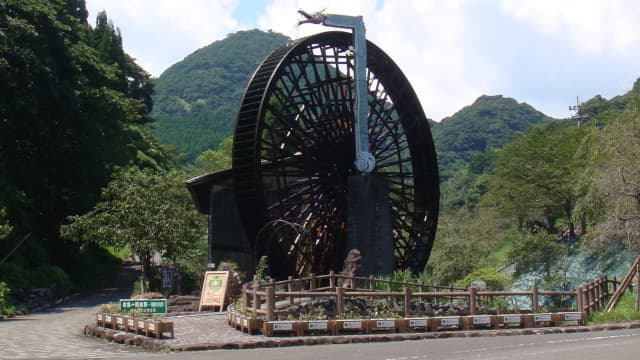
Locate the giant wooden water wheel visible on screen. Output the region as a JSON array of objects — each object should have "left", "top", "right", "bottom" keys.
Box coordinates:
[{"left": 232, "top": 31, "right": 439, "bottom": 277}]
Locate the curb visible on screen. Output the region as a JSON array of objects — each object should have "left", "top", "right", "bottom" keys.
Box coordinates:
[{"left": 84, "top": 320, "right": 640, "bottom": 352}]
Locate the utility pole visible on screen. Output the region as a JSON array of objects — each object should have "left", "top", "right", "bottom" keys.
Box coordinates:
[{"left": 568, "top": 96, "right": 587, "bottom": 126}]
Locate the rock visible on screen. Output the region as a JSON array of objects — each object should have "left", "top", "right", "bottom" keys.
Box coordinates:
[
  {"left": 339, "top": 249, "right": 362, "bottom": 288},
  {"left": 113, "top": 332, "right": 127, "bottom": 344}
]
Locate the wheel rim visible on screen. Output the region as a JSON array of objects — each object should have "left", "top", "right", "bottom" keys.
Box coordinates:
[{"left": 233, "top": 31, "right": 439, "bottom": 277}]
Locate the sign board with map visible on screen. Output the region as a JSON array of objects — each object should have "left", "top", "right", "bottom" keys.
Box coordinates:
[{"left": 198, "top": 271, "right": 230, "bottom": 312}]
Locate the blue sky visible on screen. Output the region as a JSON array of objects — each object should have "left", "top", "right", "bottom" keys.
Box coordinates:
[{"left": 85, "top": 0, "right": 640, "bottom": 121}]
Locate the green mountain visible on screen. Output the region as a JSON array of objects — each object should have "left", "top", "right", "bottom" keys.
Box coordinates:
[
  {"left": 152, "top": 30, "right": 289, "bottom": 160},
  {"left": 432, "top": 95, "right": 553, "bottom": 180}
]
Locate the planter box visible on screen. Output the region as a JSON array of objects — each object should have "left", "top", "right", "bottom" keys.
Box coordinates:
[
  {"left": 551, "top": 312, "right": 584, "bottom": 326},
  {"left": 463, "top": 315, "right": 495, "bottom": 330},
  {"left": 333, "top": 320, "right": 366, "bottom": 334},
  {"left": 366, "top": 319, "right": 399, "bottom": 333},
  {"left": 400, "top": 318, "right": 429, "bottom": 332},
  {"left": 241, "top": 317, "right": 263, "bottom": 335},
  {"left": 135, "top": 318, "right": 147, "bottom": 335},
  {"left": 428, "top": 316, "right": 462, "bottom": 331},
  {"left": 126, "top": 317, "right": 136, "bottom": 332},
  {"left": 525, "top": 313, "right": 554, "bottom": 327},
  {"left": 115, "top": 315, "right": 127, "bottom": 330},
  {"left": 496, "top": 314, "right": 524, "bottom": 328},
  {"left": 103, "top": 314, "right": 115, "bottom": 329},
  {"left": 301, "top": 320, "right": 331, "bottom": 335},
  {"left": 263, "top": 321, "right": 301, "bottom": 337},
  {"left": 147, "top": 320, "right": 174, "bottom": 339}
]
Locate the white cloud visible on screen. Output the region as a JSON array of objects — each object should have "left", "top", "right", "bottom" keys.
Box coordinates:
[
  {"left": 256, "top": 0, "right": 502, "bottom": 120},
  {"left": 499, "top": 0, "right": 640, "bottom": 55}
]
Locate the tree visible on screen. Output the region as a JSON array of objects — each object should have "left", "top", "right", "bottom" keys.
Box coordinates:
[
  {"left": 577, "top": 86, "right": 640, "bottom": 256},
  {"left": 486, "top": 124, "right": 587, "bottom": 237},
  {"left": 0, "top": 1, "right": 168, "bottom": 278},
  {"left": 61, "top": 167, "right": 206, "bottom": 291},
  {"left": 195, "top": 135, "right": 232, "bottom": 171}
]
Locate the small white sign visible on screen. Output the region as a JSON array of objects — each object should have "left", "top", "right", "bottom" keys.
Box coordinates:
[
  {"left": 137, "top": 320, "right": 145, "bottom": 328},
  {"left": 503, "top": 315, "right": 521, "bottom": 324},
  {"left": 472, "top": 316, "right": 492, "bottom": 325},
  {"left": 409, "top": 319, "right": 428, "bottom": 327},
  {"left": 440, "top": 317, "right": 459, "bottom": 326},
  {"left": 127, "top": 319, "right": 134, "bottom": 327},
  {"left": 342, "top": 321, "right": 362, "bottom": 329},
  {"left": 116, "top": 317, "right": 124, "bottom": 325},
  {"left": 148, "top": 322, "right": 155, "bottom": 331},
  {"left": 376, "top": 320, "right": 395, "bottom": 328},
  {"left": 564, "top": 313, "right": 582, "bottom": 321},
  {"left": 96, "top": 314, "right": 101, "bottom": 321},
  {"left": 273, "top": 322, "right": 293, "bottom": 331},
  {"left": 534, "top": 314, "right": 552, "bottom": 322},
  {"left": 104, "top": 315, "right": 112, "bottom": 322},
  {"left": 242, "top": 318, "right": 248, "bottom": 327},
  {"left": 308, "top": 322, "right": 328, "bottom": 330}
]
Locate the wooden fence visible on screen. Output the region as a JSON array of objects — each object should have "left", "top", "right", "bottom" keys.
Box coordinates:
[{"left": 241, "top": 273, "right": 619, "bottom": 321}]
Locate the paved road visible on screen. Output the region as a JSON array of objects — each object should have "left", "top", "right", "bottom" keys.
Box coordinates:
[
  {"left": 0, "top": 267, "right": 143, "bottom": 359},
  {"left": 114, "top": 328, "right": 640, "bottom": 360}
]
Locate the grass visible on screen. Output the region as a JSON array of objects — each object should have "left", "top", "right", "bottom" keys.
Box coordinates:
[
  {"left": 589, "top": 292, "right": 640, "bottom": 324},
  {"left": 486, "top": 238, "right": 513, "bottom": 269}
]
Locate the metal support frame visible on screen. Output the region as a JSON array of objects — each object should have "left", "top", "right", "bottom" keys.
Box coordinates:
[{"left": 298, "top": 10, "right": 375, "bottom": 173}]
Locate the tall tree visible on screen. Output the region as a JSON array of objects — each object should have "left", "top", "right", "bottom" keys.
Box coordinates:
[
  {"left": 486, "top": 124, "right": 587, "bottom": 237},
  {"left": 0, "top": 1, "right": 167, "bottom": 272},
  {"left": 61, "top": 168, "right": 206, "bottom": 290}
]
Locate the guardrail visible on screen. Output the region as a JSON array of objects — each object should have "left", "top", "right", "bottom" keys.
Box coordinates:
[{"left": 240, "top": 273, "right": 618, "bottom": 321}]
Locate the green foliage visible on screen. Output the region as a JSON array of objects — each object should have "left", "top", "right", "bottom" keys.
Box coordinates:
[
  {"left": 486, "top": 124, "right": 588, "bottom": 236},
  {"left": 61, "top": 167, "right": 206, "bottom": 291},
  {"left": 458, "top": 267, "right": 510, "bottom": 291},
  {"left": 152, "top": 30, "right": 289, "bottom": 160},
  {"left": 588, "top": 292, "right": 640, "bottom": 324},
  {"left": 195, "top": 135, "right": 233, "bottom": 171},
  {"left": 253, "top": 256, "right": 272, "bottom": 282},
  {"left": 425, "top": 209, "right": 506, "bottom": 285},
  {"left": 0, "top": 281, "right": 15, "bottom": 316},
  {"left": 432, "top": 95, "right": 551, "bottom": 181},
  {"left": 506, "top": 231, "right": 565, "bottom": 285},
  {"left": 0, "top": 1, "right": 170, "bottom": 292}
]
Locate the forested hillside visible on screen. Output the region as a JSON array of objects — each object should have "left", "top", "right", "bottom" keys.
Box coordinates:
[
  {"left": 433, "top": 95, "right": 552, "bottom": 180},
  {"left": 151, "top": 30, "right": 289, "bottom": 160}
]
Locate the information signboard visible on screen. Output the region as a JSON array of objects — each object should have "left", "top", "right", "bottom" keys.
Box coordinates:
[
  {"left": 119, "top": 299, "right": 167, "bottom": 314},
  {"left": 198, "top": 271, "right": 230, "bottom": 311}
]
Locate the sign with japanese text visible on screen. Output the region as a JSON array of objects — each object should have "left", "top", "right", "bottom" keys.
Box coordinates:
[
  {"left": 119, "top": 299, "right": 167, "bottom": 314},
  {"left": 198, "top": 271, "right": 230, "bottom": 311}
]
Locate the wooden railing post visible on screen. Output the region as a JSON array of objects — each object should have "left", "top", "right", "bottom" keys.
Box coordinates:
[
  {"left": 329, "top": 271, "right": 335, "bottom": 291},
  {"left": 310, "top": 273, "right": 316, "bottom": 290},
  {"left": 636, "top": 263, "right": 640, "bottom": 311},
  {"left": 369, "top": 275, "right": 374, "bottom": 291},
  {"left": 612, "top": 276, "right": 618, "bottom": 293},
  {"left": 242, "top": 283, "right": 250, "bottom": 310},
  {"left": 403, "top": 285, "right": 411, "bottom": 318},
  {"left": 266, "top": 285, "right": 275, "bottom": 321},
  {"left": 469, "top": 287, "right": 477, "bottom": 315},
  {"left": 252, "top": 282, "right": 259, "bottom": 317},
  {"left": 532, "top": 286, "right": 539, "bottom": 313},
  {"left": 288, "top": 276, "right": 294, "bottom": 305},
  {"left": 336, "top": 286, "right": 345, "bottom": 316},
  {"left": 576, "top": 286, "right": 583, "bottom": 313},
  {"left": 586, "top": 284, "right": 593, "bottom": 315},
  {"left": 595, "top": 278, "right": 602, "bottom": 310}
]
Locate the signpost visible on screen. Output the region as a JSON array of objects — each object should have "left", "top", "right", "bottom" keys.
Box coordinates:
[
  {"left": 119, "top": 298, "right": 167, "bottom": 314},
  {"left": 199, "top": 271, "right": 230, "bottom": 312}
]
